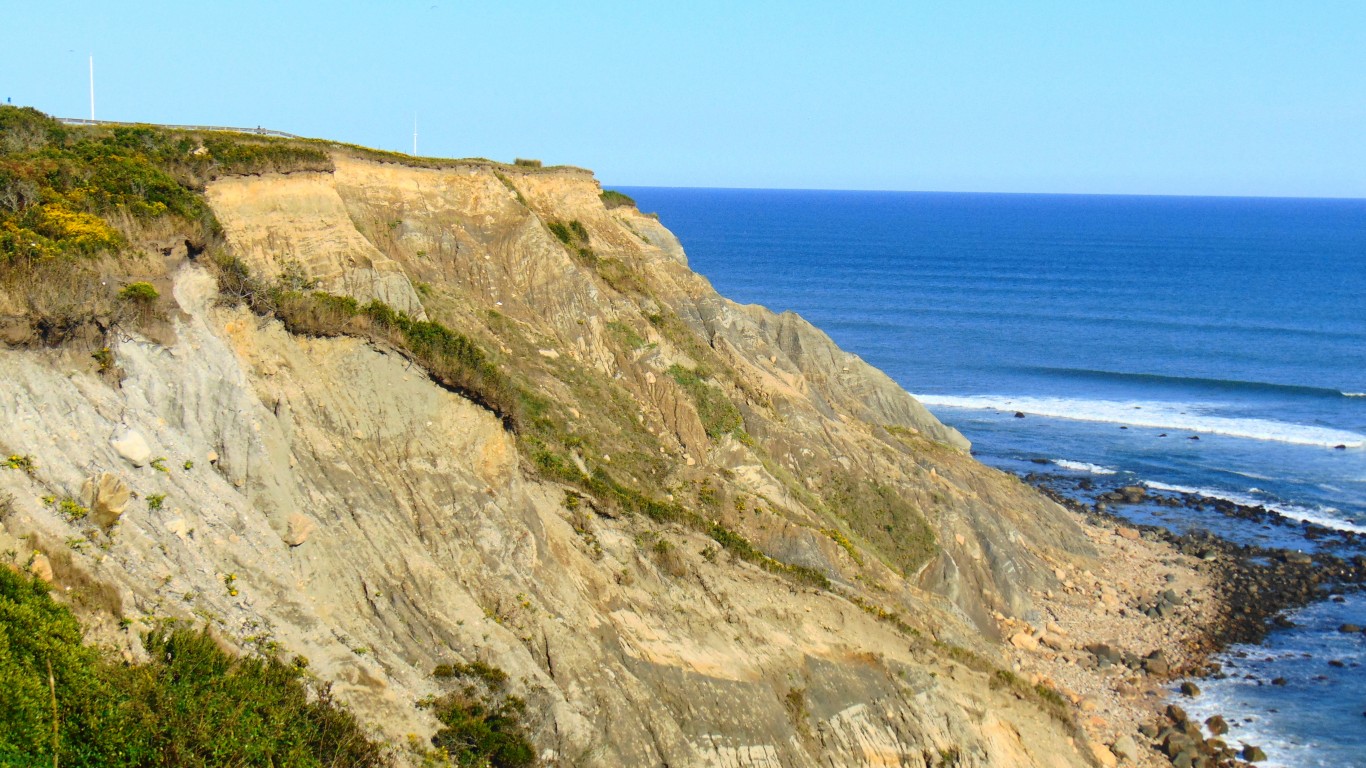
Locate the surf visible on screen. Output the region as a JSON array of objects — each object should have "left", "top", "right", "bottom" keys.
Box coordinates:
[{"left": 916, "top": 394, "right": 1366, "bottom": 449}]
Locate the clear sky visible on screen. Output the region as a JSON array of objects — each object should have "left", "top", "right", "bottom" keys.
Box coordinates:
[{"left": 5, "top": 1, "right": 1364, "bottom": 197}]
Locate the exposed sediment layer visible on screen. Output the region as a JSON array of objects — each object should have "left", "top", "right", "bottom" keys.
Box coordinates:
[{"left": 0, "top": 145, "right": 1273, "bottom": 767}]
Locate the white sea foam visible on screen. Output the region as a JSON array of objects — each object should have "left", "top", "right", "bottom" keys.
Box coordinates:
[
  {"left": 1179, "top": 681, "right": 1306, "bottom": 768},
  {"left": 1344, "top": 392, "right": 1366, "bottom": 398},
  {"left": 1052, "top": 459, "right": 1117, "bottom": 475},
  {"left": 1142, "top": 481, "right": 1366, "bottom": 534},
  {"left": 915, "top": 394, "right": 1366, "bottom": 449}
]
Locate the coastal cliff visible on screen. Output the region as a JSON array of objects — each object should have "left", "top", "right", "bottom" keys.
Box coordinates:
[{"left": 1, "top": 110, "right": 1129, "bottom": 766}]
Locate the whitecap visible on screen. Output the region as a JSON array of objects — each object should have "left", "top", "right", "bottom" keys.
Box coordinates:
[
  {"left": 1052, "top": 459, "right": 1117, "bottom": 475},
  {"left": 915, "top": 394, "right": 1366, "bottom": 449},
  {"left": 1141, "top": 481, "right": 1366, "bottom": 534}
]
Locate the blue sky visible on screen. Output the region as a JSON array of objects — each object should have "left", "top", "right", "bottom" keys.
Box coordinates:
[{"left": 5, "top": 1, "right": 1364, "bottom": 196}]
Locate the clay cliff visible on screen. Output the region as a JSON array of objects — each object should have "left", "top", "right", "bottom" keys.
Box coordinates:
[{"left": 0, "top": 119, "right": 1104, "bottom": 766}]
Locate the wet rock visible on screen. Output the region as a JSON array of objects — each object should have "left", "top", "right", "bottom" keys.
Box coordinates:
[
  {"left": 1204, "top": 714, "right": 1228, "bottom": 736},
  {"left": 1144, "top": 653, "right": 1170, "bottom": 677},
  {"left": 1242, "top": 745, "right": 1267, "bottom": 762},
  {"left": 1119, "top": 485, "right": 1147, "bottom": 503},
  {"left": 1339, "top": 623, "right": 1362, "bottom": 634},
  {"left": 1179, "top": 681, "right": 1201, "bottom": 697},
  {"left": 1271, "top": 677, "right": 1288, "bottom": 686},
  {"left": 1014, "top": 411, "right": 1026, "bottom": 418}
]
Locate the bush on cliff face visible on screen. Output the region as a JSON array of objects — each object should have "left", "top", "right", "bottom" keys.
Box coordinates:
[
  {"left": 0, "top": 566, "right": 388, "bottom": 767},
  {"left": 598, "top": 189, "right": 635, "bottom": 210},
  {"left": 426, "top": 662, "right": 535, "bottom": 768}
]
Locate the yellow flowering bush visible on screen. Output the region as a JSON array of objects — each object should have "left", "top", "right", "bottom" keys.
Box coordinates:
[{"left": 32, "top": 202, "right": 122, "bottom": 255}]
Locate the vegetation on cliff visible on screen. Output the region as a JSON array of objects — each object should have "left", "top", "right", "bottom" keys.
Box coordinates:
[{"left": 0, "top": 566, "right": 387, "bottom": 767}]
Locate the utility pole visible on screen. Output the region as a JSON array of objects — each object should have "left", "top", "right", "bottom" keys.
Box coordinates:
[
  {"left": 412, "top": 114, "right": 418, "bottom": 156},
  {"left": 89, "top": 54, "right": 95, "bottom": 120}
]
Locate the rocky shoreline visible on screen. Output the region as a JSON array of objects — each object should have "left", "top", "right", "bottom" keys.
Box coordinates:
[{"left": 1021, "top": 472, "right": 1366, "bottom": 767}]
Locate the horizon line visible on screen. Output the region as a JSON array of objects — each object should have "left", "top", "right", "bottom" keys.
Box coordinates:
[{"left": 604, "top": 183, "right": 1366, "bottom": 203}]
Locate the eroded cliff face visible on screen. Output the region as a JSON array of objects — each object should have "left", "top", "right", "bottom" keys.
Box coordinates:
[{"left": 0, "top": 152, "right": 1100, "bottom": 766}]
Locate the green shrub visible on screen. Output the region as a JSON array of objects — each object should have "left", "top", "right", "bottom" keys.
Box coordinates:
[
  {"left": 546, "top": 221, "right": 573, "bottom": 245},
  {"left": 512, "top": 158, "right": 541, "bottom": 168},
  {"left": 118, "top": 282, "right": 160, "bottom": 303},
  {"left": 4, "top": 454, "right": 36, "bottom": 475},
  {"left": 427, "top": 662, "right": 534, "bottom": 767},
  {"left": 599, "top": 190, "right": 636, "bottom": 210},
  {"left": 57, "top": 497, "right": 88, "bottom": 521},
  {"left": 0, "top": 567, "right": 387, "bottom": 766}
]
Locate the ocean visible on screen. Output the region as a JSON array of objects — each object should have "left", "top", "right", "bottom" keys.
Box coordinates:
[{"left": 620, "top": 187, "right": 1366, "bottom": 767}]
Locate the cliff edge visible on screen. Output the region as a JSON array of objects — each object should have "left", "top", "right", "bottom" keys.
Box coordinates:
[{"left": 0, "top": 113, "right": 1104, "bottom": 766}]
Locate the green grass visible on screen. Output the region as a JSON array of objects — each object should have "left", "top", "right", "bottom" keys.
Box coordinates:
[
  {"left": 667, "top": 365, "right": 743, "bottom": 440},
  {"left": 0, "top": 567, "right": 387, "bottom": 767},
  {"left": 819, "top": 474, "right": 937, "bottom": 577},
  {"left": 0, "top": 106, "right": 335, "bottom": 269}
]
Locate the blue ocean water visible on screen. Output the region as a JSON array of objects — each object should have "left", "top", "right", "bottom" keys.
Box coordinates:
[{"left": 621, "top": 187, "right": 1366, "bottom": 766}]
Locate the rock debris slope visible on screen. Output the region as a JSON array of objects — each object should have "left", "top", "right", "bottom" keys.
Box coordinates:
[{"left": 1, "top": 150, "right": 1100, "bottom": 766}]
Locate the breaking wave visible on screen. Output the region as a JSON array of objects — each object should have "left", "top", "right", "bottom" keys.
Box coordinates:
[{"left": 915, "top": 394, "right": 1365, "bottom": 449}]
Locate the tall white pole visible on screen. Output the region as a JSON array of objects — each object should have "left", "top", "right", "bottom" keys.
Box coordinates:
[
  {"left": 412, "top": 114, "right": 418, "bottom": 156},
  {"left": 89, "top": 54, "right": 95, "bottom": 120}
]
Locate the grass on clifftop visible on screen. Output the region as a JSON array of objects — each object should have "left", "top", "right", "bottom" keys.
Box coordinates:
[
  {"left": 1, "top": 106, "right": 332, "bottom": 265},
  {"left": 0, "top": 566, "right": 387, "bottom": 767}
]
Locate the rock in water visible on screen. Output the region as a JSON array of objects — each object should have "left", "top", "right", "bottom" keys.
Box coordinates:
[
  {"left": 1179, "top": 681, "right": 1201, "bottom": 697},
  {"left": 1242, "top": 745, "right": 1267, "bottom": 762},
  {"left": 110, "top": 429, "right": 151, "bottom": 467},
  {"left": 81, "top": 472, "right": 132, "bottom": 528}
]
